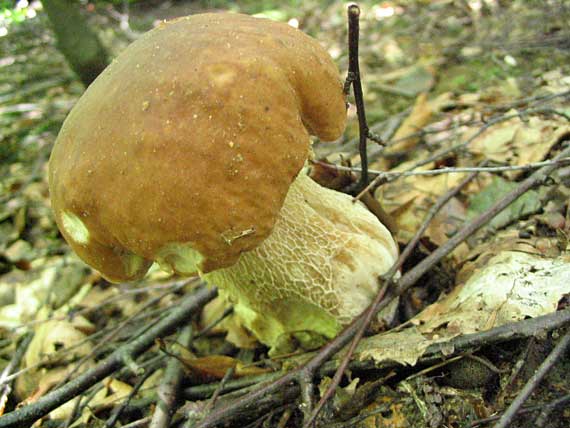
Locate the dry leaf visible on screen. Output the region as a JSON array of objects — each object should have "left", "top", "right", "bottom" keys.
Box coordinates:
[
  {"left": 417, "top": 251, "right": 570, "bottom": 331},
  {"left": 356, "top": 251, "right": 570, "bottom": 366},
  {"left": 201, "top": 294, "right": 258, "bottom": 349},
  {"left": 180, "top": 355, "right": 269, "bottom": 383},
  {"left": 469, "top": 113, "right": 570, "bottom": 178},
  {"left": 382, "top": 92, "right": 433, "bottom": 158},
  {"left": 48, "top": 377, "right": 133, "bottom": 423},
  {"left": 15, "top": 317, "right": 94, "bottom": 400},
  {"left": 376, "top": 161, "right": 475, "bottom": 248},
  {"left": 363, "top": 402, "right": 407, "bottom": 428}
]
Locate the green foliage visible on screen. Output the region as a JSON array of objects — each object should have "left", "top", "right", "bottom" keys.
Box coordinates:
[
  {"left": 0, "top": 0, "right": 34, "bottom": 27},
  {"left": 194, "top": 0, "right": 317, "bottom": 19},
  {"left": 468, "top": 177, "right": 541, "bottom": 230}
]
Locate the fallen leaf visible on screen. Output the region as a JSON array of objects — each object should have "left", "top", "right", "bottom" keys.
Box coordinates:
[
  {"left": 15, "top": 317, "right": 94, "bottom": 400},
  {"left": 377, "top": 161, "right": 476, "bottom": 249},
  {"left": 467, "top": 176, "right": 541, "bottom": 230},
  {"left": 393, "top": 64, "right": 436, "bottom": 97},
  {"left": 382, "top": 92, "right": 433, "bottom": 158},
  {"left": 180, "top": 355, "right": 270, "bottom": 382},
  {"left": 417, "top": 251, "right": 570, "bottom": 331},
  {"left": 469, "top": 113, "right": 570, "bottom": 177},
  {"left": 356, "top": 251, "right": 570, "bottom": 366}
]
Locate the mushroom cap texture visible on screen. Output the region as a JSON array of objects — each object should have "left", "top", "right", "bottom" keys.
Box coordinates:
[{"left": 48, "top": 13, "right": 347, "bottom": 282}]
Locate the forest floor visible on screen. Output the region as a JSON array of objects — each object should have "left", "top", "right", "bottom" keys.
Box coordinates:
[{"left": 1, "top": 0, "right": 570, "bottom": 427}]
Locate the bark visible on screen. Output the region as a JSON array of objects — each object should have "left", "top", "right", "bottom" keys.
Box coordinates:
[{"left": 41, "top": 0, "right": 109, "bottom": 86}]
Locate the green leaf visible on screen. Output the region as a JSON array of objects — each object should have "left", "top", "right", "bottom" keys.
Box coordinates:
[{"left": 467, "top": 176, "right": 541, "bottom": 230}]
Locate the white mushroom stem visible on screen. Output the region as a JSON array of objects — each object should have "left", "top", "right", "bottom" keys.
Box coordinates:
[{"left": 204, "top": 172, "right": 399, "bottom": 350}]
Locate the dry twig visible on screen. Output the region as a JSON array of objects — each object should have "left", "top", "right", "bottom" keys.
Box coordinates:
[
  {"left": 196, "top": 136, "right": 570, "bottom": 428},
  {"left": 149, "top": 325, "right": 194, "bottom": 428},
  {"left": 492, "top": 331, "right": 570, "bottom": 428},
  {"left": 345, "top": 4, "right": 379, "bottom": 191},
  {"left": 0, "top": 333, "right": 33, "bottom": 415},
  {"left": 0, "top": 285, "right": 217, "bottom": 428},
  {"left": 190, "top": 307, "right": 570, "bottom": 427}
]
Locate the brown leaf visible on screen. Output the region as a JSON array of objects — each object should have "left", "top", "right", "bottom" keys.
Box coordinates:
[
  {"left": 180, "top": 355, "right": 269, "bottom": 383},
  {"left": 381, "top": 92, "right": 433, "bottom": 159}
]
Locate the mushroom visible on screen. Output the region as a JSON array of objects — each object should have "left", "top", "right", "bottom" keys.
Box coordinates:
[{"left": 48, "top": 13, "right": 398, "bottom": 351}]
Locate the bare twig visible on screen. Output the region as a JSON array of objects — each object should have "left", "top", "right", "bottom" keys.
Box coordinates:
[
  {"left": 183, "top": 371, "right": 284, "bottom": 401},
  {"left": 104, "top": 357, "right": 164, "bottom": 428},
  {"left": 196, "top": 143, "right": 570, "bottom": 428},
  {"left": 2, "top": 280, "right": 188, "bottom": 390},
  {"left": 487, "top": 89, "right": 570, "bottom": 112},
  {"left": 326, "top": 88, "right": 570, "bottom": 163},
  {"left": 412, "top": 107, "right": 569, "bottom": 172},
  {"left": 385, "top": 166, "right": 481, "bottom": 278},
  {"left": 277, "top": 408, "right": 293, "bottom": 428},
  {"left": 120, "top": 417, "right": 152, "bottom": 428},
  {"left": 305, "top": 165, "right": 482, "bottom": 426},
  {"left": 205, "top": 366, "right": 236, "bottom": 413},
  {"left": 317, "top": 307, "right": 570, "bottom": 379},
  {"left": 0, "top": 286, "right": 217, "bottom": 428},
  {"left": 497, "top": 338, "right": 535, "bottom": 405},
  {"left": 535, "top": 393, "right": 570, "bottom": 427},
  {"left": 11, "top": 279, "right": 188, "bottom": 332},
  {"left": 470, "top": 393, "right": 570, "bottom": 427},
  {"left": 303, "top": 282, "right": 389, "bottom": 427},
  {"left": 189, "top": 308, "right": 570, "bottom": 427},
  {"left": 193, "top": 307, "right": 233, "bottom": 339},
  {"left": 492, "top": 331, "right": 570, "bottom": 428},
  {"left": 64, "top": 385, "right": 103, "bottom": 428},
  {"left": 149, "top": 325, "right": 194, "bottom": 428},
  {"left": 2, "top": 299, "right": 182, "bottom": 388},
  {"left": 318, "top": 157, "right": 570, "bottom": 183},
  {"left": 345, "top": 4, "right": 376, "bottom": 190},
  {"left": 328, "top": 403, "right": 391, "bottom": 428},
  {"left": 0, "top": 333, "right": 33, "bottom": 415},
  {"left": 59, "top": 281, "right": 189, "bottom": 386}
]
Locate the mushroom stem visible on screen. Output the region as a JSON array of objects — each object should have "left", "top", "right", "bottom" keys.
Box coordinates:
[{"left": 204, "top": 172, "right": 398, "bottom": 352}]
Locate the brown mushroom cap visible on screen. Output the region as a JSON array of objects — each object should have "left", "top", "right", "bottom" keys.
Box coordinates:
[{"left": 48, "top": 13, "right": 346, "bottom": 282}]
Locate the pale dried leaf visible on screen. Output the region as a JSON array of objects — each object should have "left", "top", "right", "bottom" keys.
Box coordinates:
[{"left": 357, "top": 252, "right": 570, "bottom": 366}]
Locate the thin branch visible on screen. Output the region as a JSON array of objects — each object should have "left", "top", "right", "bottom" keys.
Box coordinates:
[
  {"left": 470, "top": 393, "right": 570, "bottom": 427},
  {"left": 11, "top": 279, "right": 188, "bottom": 332},
  {"left": 328, "top": 89, "right": 570, "bottom": 163},
  {"left": 149, "top": 325, "right": 194, "bottom": 428},
  {"left": 315, "top": 157, "right": 570, "bottom": 183},
  {"left": 305, "top": 165, "right": 481, "bottom": 426},
  {"left": 492, "top": 331, "right": 570, "bottom": 428},
  {"left": 303, "top": 282, "right": 389, "bottom": 427},
  {"left": 321, "top": 307, "right": 570, "bottom": 377},
  {"left": 119, "top": 417, "right": 152, "bottom": 428},
  {"left": 3, "top": 281, "right": 190, "bottom": 388},
  {"left": 59, "top": 282, "right": 187, "bottom": 386},
  {"left": 386, "top": 144, "right": 570, "bottom": 298},
  {"left": 487, "top": 89, "right": 570, "bottom": 112},
  {"left": 411, "top": 107, "right": 569, "bottom": 172},
  {"left": 193, "top": 307, "right": 233, "bottom": 339},
  {"left": 385, "top": 166, "right": 481, "bottom": 278},
  {"left": 204, "top": 366, "right": 236, "bottom": 414},
  {"left": 535, "top": 393, "right": 570, "bottom": 427},
  {"left": 497, "top": 338, "right": 535, "bottom": 405},
  {"left": 64, "top": 385, "right": 103, "bottom": 428},
  {"left": 183, "top": 371, "right": 284, "bottom": 401},
  {"left": 105, "top": 367, "right": 157, "bottom": 428},
  {"left": 0, "top": 286, "right": 217, "bottom": 428},
  {"left": 188, "top": 308, "right": 570, "bottom": 427},
  {"left": 345, "top": 4, "right": 375, "bottom": 190},
  {"left": 196, "top": 143, "right": 570, "bottom": 428},
  {"left": 0, "top": 333, "right": 33, "bottom": 415}
]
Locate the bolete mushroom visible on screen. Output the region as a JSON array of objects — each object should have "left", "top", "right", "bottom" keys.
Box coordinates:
[{"left": 49, "top": 13, "right": 398, "bottom": 351}]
